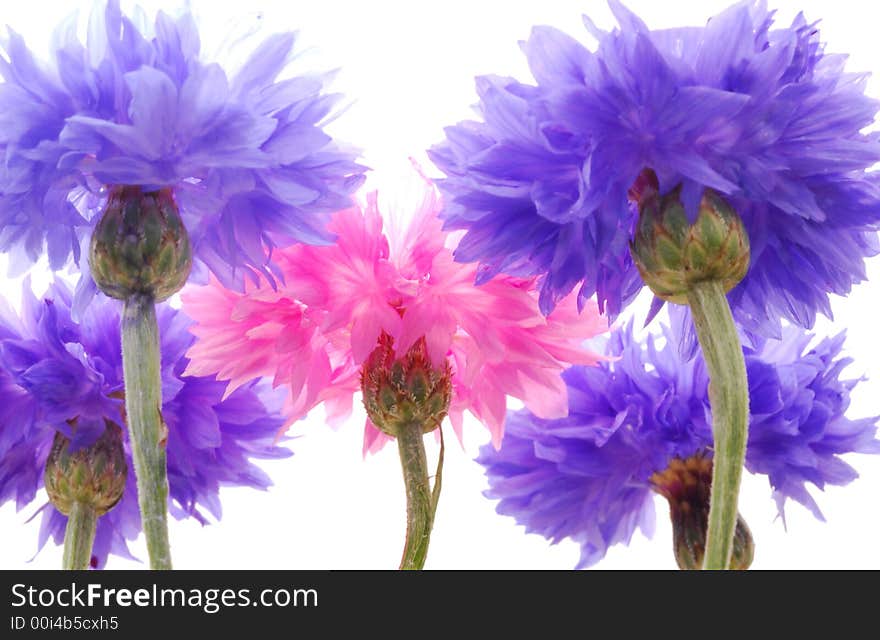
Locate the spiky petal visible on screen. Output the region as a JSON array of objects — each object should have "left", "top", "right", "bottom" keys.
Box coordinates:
[
  {"left": 430, "top": 1, "right": 880, "bottom": 339},
  {"left": 477, "top": 321, "right": 880, "bottom": 568},
  {"left": 183, "top": 176, "right": 607, "bottom": 453},
  {"left": 0, "top": 1, "right": 365, "bottom": 305},
  {"left": 0, "top": 280, "right": 289, "bottom": 567}
]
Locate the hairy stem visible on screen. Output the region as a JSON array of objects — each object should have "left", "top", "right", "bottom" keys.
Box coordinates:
[
  {"left": 121, "top": 294, "right": 172, "bottom": 570},
  {"left": 687, "top": 280, "right": 749, "bottom": 570},
  {"left": 62, "top": 502, "right": 97, "bottom": 570},
  {"left": 397, "top": 423, "right": 433, "bottom": 570}
]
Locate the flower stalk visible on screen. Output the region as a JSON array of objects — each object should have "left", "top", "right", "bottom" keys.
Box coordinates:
[
  {"left": 89, "top": 186, "right": 191, "bottom": 570},
  {"left": 397, "top": 422, "right": 433, "bottom": 570},
  {"left": 62, "top": 502, "right": 98, "bottom": 571},
  {"left": 686, "top": 281, "right": 750, "bottom": 569},
  {"left": 45, "top": 422, "right": 128, "bottom": 571},
  {"left": 121, "top": 294, "right": 172, "bottom": 570},
  {"left": 361, "top": 334, "right": 452, "bottom": 570},
  {"left": 631, "top": 171, "right": 751, "bottom": 570}
]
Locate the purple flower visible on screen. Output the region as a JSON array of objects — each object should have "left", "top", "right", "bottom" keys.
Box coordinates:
[
  {"left": 0, "top": 281, "right": 289, "bottom": 568},
  {"left": 476, "top": 322, "right": 880, "bottom": 568},
  {"left": 429, "top": 1, "right": 880, "bottom": 338},
  {"left": 0, "top": 0, "right": 366, "bottom": 310}
]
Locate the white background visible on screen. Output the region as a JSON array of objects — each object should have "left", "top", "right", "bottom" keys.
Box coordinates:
[{"left": 1, "top": 0, "right": 879, "bottom": 570}]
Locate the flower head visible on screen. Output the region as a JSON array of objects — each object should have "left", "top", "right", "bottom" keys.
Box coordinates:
[
  {"left": 429, "top": 1, "right": 880, "bottom": 338},
  {"left": 477, "top": 321, "right": 880, "bottom": 568},
  {"left": 0, "top": 0, "right": 365, "bottom": 309},
  {"left": 0, "top": 281, "right": 288, "bottom": 568},
  {"left": 182, "top": 175, "right": 607, "bottom": 452}
]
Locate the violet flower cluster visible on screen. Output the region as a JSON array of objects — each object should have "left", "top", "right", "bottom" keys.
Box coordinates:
[
  {"left": 0, "top": 0, "right": 365, "bottom": 311},
  {"left": 477, "top": 323, "right": 880, "bottom": 568},
  {"left": 0, "top": 282, "right": 289, "bottom": 567},
  {"left": 0, "top": 0, "right": 878, "bottom": 572},
  {"left": 430, "top": 0, "right": 880, "bottom": 340}
]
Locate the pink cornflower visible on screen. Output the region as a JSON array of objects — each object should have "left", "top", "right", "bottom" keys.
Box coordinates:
[{"left": 182, "top": 176, "right": 606, "bottom": 452}]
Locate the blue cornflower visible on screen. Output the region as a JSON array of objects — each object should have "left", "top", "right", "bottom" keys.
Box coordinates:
[
  {"left": 477, "top": 322, "right": 879, "bottom": 568},
  {"left": 0, "top": 0, "right": 365, "bottom": 309},
  {"left": 430, "top": 1, "right": 880, "bottom": 338},
  {"left": 0, "top": 281, "right": 289, "bottom": 568}
]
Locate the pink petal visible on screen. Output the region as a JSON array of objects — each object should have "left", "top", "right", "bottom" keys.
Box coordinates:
[
  {"left": 181, "top": 170, "right": 609, "bottom": 453},
  {"left": 362, "top": 419, "right": 392, "bottom": 457}
]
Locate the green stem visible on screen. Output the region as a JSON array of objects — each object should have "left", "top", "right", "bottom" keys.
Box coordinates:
[
  {"left": 121, "top": 294, "right": 172, "bottom": 570},
  {"left": 686, "top": 280, "right": 749, "bottom": 570},
  {"left": 62, "top": 502, "right": 97, "bottom": 570},
  {"left": 397, "top": 422, "right": 433, "bottom": 570},
  {"left": 430, "top": 428, "right": 445, "bottom": 522}
]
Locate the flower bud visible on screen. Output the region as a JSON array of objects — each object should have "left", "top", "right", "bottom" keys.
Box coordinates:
[
  {"left": 650, "top": 454, "right": 754, "bottom": 570},
  {"left": 630, "top": 170, "right": 750, "bottom": 304},
  {"left": 45, "top": 421, "right": 128, "bottom": 517},
  {"left": 361, "top": 333, "right": 452, "bottom": 438},
  {"left": 89, "top": 185, "right": 192, "bottom": 302}
]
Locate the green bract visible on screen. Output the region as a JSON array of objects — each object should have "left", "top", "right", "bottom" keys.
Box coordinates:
[
  {"left": 45, "top": 421, "right": 128, "bottom": 517},
  {"left": 361, "top": 334, "right": 452, "bottom": 438},
  {"left": 650, "top": 455, "right": 754, "bottom": 571},
  {"left": 630, "top": 173, "right": 750, "bottom": 304},
  {"left": 90, "top": 186, "right": 192, "bottom": 302}
]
